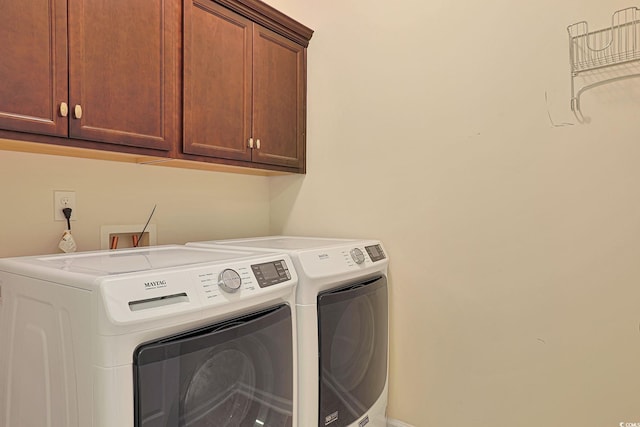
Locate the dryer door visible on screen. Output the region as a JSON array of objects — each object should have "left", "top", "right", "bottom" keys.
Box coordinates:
[
  {"left": 317, "top": 276, "right": 388, "bottom": 427},
  {"left": 133, "top": 304, "right": 293, "bottom": 427}
]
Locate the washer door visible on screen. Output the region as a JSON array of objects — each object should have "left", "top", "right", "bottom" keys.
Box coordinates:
[
  {"left": 317, "top": 276, "right": 388, "bottom": 427},
  {"left": 133, "top": 304, "right": 293, "bottom": 427}
]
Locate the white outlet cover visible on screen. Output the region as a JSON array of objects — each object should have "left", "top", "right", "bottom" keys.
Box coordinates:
[{"left": 54, "top": 191, "right": 78, "bottom": 221}]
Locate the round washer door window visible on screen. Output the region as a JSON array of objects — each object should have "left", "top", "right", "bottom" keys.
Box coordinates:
[
  {"left": 318, "top": 276, "right": 388, "bottom": 427},
  {"left": 133, "top": 305, "right": 293, "bottom": 427},
  {"left": 183, "top": 344, "right": 259, "bottom": 425},
  {"left": 329, "top": 298, "right": 376, "bottom": 389}
]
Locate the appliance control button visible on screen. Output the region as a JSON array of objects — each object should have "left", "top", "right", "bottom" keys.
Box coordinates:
[
  {"left": 350, "top": 248, "right": 365, "bottom": 264},
  {"left": 218, "top": 269, "right": 242, "bottom": 293}
]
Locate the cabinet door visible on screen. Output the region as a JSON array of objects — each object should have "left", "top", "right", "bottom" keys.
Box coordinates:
[
  {"left": 0, "top": 0, "right": 68, "bottom": 136},
  {"left": 252, "top": 26, "right": 306, "bottom": 169},
  {"left": 183, "top": 0, "right": 253, "bottom": 161},
  {"left": 68, "top": 0, "right": 176, "bottom": 150}
]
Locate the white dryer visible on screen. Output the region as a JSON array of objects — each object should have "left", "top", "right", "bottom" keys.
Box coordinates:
[
  {"left": 188, "top": 236, "right": 389, "bottom": 427},
  {"left": 0, "top": 245, "right": 298, "bottom": 427}
]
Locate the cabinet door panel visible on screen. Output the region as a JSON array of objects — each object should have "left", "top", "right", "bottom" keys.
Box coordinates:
[
  {"left": 68, "top": 0, "right": 175, "bottom": 150},
  {"left": 252, "top": 26, "right": 305, "bottom": 169},
  {"left": 0, "top": 0, "right": 68, "bottom": 136},
  {"left": 183, "top": 0, "right": 252, "bottom": 161}
]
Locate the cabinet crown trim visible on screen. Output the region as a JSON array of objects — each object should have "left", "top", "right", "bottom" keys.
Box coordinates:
[{"left": 213, "top": 0, "right": 313, "bottom": 46}]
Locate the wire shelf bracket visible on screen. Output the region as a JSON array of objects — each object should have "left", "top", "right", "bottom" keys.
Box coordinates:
[{"left": 568, "top": 7, "right": 640, "bottom": 112}]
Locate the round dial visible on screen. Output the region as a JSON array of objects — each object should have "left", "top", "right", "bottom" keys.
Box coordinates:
[
  {"left": 218, "top": 269, "right": 242, "bottom": 293},
  {"left": 350, "top": 248, "right": 365, "bottom": 264}
]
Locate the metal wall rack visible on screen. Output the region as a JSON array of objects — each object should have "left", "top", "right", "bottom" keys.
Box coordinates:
[{"left": 567, "top": 7, "right": 640, "bottom": 112}]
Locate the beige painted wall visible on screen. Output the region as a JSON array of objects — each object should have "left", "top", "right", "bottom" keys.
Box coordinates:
[
  {"left": 2, "top": 1, "right": 640, "bottom": 426},
  {"left": 265, "top": 0, "right": 640, "bottom": 426},
  {"left": 0, "top": 149, "right": 271, "bottom": 257}
]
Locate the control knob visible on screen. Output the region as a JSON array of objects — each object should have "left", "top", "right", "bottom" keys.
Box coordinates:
[
  {"left": 350, "top": 248, "right": 365, "bottom": 264},
  {"left": 218, "top": 269, "right": 241, "bottom": 293}
]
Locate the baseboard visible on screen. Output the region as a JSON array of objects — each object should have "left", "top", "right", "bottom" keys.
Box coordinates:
[{"left": 387, "top": 419, "right": 414, "bottom": 427}]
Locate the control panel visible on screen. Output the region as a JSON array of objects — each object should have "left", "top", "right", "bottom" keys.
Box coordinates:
[
  {"left": 295, "top": 242, "right": 388, "bottom": 280},
  {"left": 194, "top": 258, "right": 294, "bottom": 305},
  {"left": 90, "top": 252, "right": 296, "bottom": 327},
  {"left": 342, "top": 244, "right": 386, "bottom": 267}
]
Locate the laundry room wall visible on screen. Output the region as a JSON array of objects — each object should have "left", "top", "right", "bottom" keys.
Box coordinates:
[
  {"left": 0, "top": 147, "right": 271, "bottom": 257},
  {"left": 265, "top": 0, "right": 640, "bottom": 426}
]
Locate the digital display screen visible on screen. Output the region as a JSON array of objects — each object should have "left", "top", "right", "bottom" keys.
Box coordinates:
[
  {"left": 365, "top": 244, "right": 385, "bottom": 262},
  {"left": 259, "top": 263, "right": 279, "bottom": 280},
  {"left": 252, "top": 260, "right": 289, "bottom": 288}
]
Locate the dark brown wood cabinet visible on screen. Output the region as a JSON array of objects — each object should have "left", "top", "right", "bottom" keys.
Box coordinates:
[
  {"left": 251, "top": 25, "right": 306, "bottom": 169},
  {"left": 0, "top": 0, "right": 311, "bottom": 174},
  {"left": 184, "top": 1, "right": 253, "bottom": 163},
  {"left": 183, "top": 0, "right": 312, "bottom": 172},
  {"left": 0, "top": 0, "right": 68, "bottom": 137},
  {"left": 0, "top": 0, "right": 177, "bottom": 152},
  {"left": 68, "top": 0, "right": 177, "bottom": 151}
]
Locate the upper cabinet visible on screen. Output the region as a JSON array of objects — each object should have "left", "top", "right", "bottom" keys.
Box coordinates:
[
  {"left": 183, "top": 0, "right": 312, "bottom": 172},
  {"left": 0, "top": 0, "right": 177, "bottom": 152},
  {"left": 0, "top": 0, "right": 312, "bottom": 174},
  {"left": 67, "top": 0, "right": 177, "bottom": 151},
  {"left": 0, "top": 0, "right": 68, "bottom": 137},
  {"left": 183, "top": 1, "right": 253, "bottom": 163},
  {"left": 251, "top": 25, "right": 306, "bottom": 169}
]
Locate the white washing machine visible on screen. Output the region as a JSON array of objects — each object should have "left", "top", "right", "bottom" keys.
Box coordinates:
[
  {"left": 0, "top": 245, "right": 299, "bottom": 427},
  {"left": 188, "top": 236, "right": 389, "bottom": 427}
]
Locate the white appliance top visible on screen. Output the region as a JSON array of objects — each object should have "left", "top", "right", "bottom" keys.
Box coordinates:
[
  {"left": 201, "top": 236, "right": 359, "bottom": 251},
  {"left": 0, "top": 245, "right": 259, "bottom": 277}
]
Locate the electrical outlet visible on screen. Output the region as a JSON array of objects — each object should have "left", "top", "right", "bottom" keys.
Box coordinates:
[{"left": 54, "top": 191, "right": 78, "bottom": 221}]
